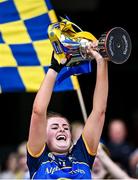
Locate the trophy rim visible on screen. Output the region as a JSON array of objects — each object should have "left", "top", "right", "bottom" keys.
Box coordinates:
[{"left": 104, "top": 27, "right": 132, "bottom": 64}]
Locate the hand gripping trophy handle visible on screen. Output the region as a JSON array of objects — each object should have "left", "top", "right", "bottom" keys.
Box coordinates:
[{"left": 48, "top": 18, "right": 132, "bottom": 66}]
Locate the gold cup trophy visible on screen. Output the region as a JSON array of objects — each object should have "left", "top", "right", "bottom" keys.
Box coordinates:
[{"left": 48, "top": 18, "right": 132, "bottom": 66}]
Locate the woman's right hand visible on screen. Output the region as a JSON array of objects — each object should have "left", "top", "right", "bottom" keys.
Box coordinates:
[{"left": 87, "top": 41, "right": 109, "bottom": 64}]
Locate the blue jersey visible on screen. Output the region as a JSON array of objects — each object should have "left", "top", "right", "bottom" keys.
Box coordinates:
[{"left": 27, "top": 135, "right": 95, "bottom": 179}]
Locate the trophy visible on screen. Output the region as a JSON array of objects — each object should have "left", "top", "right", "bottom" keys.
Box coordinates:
[{"left": 48, "top": 18, "right": 132, "bottom": 66}]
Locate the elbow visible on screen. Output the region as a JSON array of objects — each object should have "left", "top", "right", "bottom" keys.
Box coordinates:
[
  {"left": 97, "top": 109, "right": 106, "bottom": 117},
  {"left": 32, "top": 104, "right": 46, "bottom": 116},
  {"left": 101, "top": 105, "right": 107, "bottom": 115},
  {"left": 95, "top": 110, "right": 106, "bottom": 123},
  {"left": 93, "top": 105, "right": 107, "bottom": 117}
]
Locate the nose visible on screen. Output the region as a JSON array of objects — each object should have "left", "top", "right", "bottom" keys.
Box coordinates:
[{"left": 59, "top": 126, "right": 64, "bottom": 132}]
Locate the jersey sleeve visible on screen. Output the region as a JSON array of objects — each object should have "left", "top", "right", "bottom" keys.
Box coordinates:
[
  {"left": 27, "top": 144, "right": 48, "bottom": 178},
  {"left": 71, "top": 135, "right": 96, "bottom": 168}
]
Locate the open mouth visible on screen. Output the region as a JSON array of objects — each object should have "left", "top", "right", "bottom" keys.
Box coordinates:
[{"left": 56, "top": 135, "right": 66, "bottom": 141}]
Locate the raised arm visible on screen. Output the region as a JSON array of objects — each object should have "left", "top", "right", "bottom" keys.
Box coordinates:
[
  {"left": 27, "top": 69, "right": 57, "bottom": 155},
  {"left": 83, "top": 42, "right": 109, "bottom": 155},
  {"left": 27, "top": 54, "right": 65, "bottom": 155}
]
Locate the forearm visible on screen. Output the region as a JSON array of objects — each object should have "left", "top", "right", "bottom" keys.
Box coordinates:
[
  {"left": 99, "top": 149, "right": 130, "bottom": 179},
  {"left": 93, "top": 59, "right": 108, "bottom": 113},
  {"left": 32, "top": 68, "right": 57, "bottom": 115}
]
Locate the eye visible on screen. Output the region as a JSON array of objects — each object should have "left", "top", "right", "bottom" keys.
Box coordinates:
[
  {"left": 64, "top": 127, "right": 69, "bottom": 130},
  {"left": 51, "top": 126, "right": 58, "bottom": 130}
]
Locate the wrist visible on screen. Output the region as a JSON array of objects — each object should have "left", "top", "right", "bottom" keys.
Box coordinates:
[
  {"left": 49, "top": 64, "right": 62, "bottom": 73},
  {"left": 96, "top": 57, "right": 104, "bottom": 64},
  {"left": 48, "top": 68, "right": 58, "bottom": 76}
]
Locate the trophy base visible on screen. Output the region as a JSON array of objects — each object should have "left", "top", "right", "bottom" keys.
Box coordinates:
[{"left": 98, "top": 27, "right": 132, "bottom": 64}]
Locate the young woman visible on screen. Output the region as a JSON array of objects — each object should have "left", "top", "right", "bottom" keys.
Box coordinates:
[{"left": 27, "top": 42, "right": 109, "bottom": 179}]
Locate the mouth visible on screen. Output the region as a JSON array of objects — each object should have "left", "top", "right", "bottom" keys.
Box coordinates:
[{"left": 56, "top": 134, "right": 66, "bottom": 141}]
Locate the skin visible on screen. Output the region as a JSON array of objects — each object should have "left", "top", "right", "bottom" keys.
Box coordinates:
[
  {"left": 71, "top": 121, "right": 84, "bottom": 144},
  {"left": 108, "top": 119, "right": 127, "bottom": 144},
  {"left": 27, "top": 41, "right": 109, "bottom": 157},
  {"left": 46, "top": 117, "right": 71, "bottom": 154},
  {"left": 92, "top": 144, "right": 131, "bottom": 179}
]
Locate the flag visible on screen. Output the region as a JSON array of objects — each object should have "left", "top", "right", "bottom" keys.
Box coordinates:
[{"left": 0, "top": 0, "right": 91, "bottom": 93}]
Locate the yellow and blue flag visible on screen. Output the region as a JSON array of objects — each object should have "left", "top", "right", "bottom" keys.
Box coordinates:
[{"left": 0, "top": 0, "right": 91, "bottom": 93}]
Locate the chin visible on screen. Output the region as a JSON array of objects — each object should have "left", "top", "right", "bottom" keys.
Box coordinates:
[
  {"left": 57, "top": 145, "right": 70, "bottom": 152},
  {"left": 54, "top": 143, "right": 70, "bottom": 154},
  {"left": 48, "top": 140, "right": 71, "bottom": 153}
]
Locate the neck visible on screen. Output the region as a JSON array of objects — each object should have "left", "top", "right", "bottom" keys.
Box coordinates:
[{"left": 52, "top": 151, "right": 68, "bottom": 155}]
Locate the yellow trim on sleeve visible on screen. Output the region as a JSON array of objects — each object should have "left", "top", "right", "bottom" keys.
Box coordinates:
[
  {"left": 82, "top": 133, "right": 97, "bottom": 156},
  {"left": 27, "top": 143, "right": 46, "bottom": 158}
]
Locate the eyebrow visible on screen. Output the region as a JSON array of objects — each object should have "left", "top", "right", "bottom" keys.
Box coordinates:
[{"left": 51, "top": 123, "right": 69, "bottom": 127}]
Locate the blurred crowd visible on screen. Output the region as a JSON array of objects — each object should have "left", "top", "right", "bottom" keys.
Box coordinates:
[
  {"left": 0, "top": 142, "right": 29, "bottom": 179},
  {"left": 71, "top": 118, "right": 138, "bottom": 179},
  {"left": 0, "top": 117, "right": 138, "bottom": 179}
]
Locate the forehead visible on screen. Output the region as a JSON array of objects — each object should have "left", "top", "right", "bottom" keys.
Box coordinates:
[
  {"left": 110, "top": 120, "right": 125, "bottom": 129},
  {"left": 47, "top": 117, "right": 69, "bottom": 126}
]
